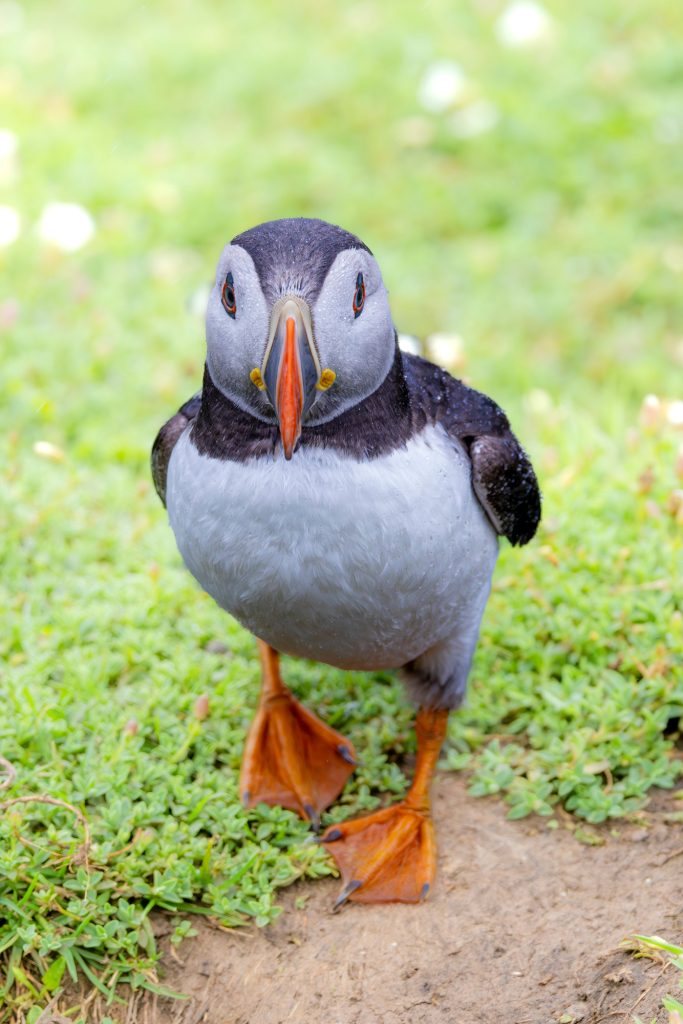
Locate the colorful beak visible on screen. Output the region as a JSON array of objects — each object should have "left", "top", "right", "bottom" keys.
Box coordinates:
[{"left": 261, "top": 297, "right": 323, "bottom": 460}]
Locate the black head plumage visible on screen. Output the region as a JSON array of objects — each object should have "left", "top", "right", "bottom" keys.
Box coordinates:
[{"left": 231, "top": 217, "right": 372, "bottom": 305}]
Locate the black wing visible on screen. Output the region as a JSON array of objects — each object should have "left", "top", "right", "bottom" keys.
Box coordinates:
[
  {"left": 151, "top": 393, "right": 201, "bottom": 506},
  {"left": 403, "top": 353, "right": 541, "bottom": 546}
]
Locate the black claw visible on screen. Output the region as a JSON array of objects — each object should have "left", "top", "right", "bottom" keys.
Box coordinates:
[
  {"left": 337, "top": 744, "right": 357, "bottom": 766},
  {"left": 303, "top": 803, "right": 321, "bottom": 832},
  {"left": 420, "top": 882, "right": 430, "bottom": 901},
  {"left": 321, "top": 827, "right": 343, "bottom": 843},
  {"left": 333, "top": 879, "right": 362, "bottom": 911}
]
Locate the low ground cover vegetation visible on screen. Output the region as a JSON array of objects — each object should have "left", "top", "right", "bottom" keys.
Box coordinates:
[{"left": 1, "top": 0, "right": 681, "bottom": 1017}]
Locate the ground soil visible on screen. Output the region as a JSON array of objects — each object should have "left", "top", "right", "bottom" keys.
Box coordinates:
[{"left": 99, "top": 775, "right": 683, "bottom": 1024}]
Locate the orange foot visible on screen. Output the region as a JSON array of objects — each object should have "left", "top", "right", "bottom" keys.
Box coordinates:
[
  {"left": 240, "top": 688, "right": 356, "bottom": 830},
  {"left": 319, "top": 706, "right": 449, "bottom": 907},
  {"left": 320, "top": 802, "right": 436, "bottom": 906}
]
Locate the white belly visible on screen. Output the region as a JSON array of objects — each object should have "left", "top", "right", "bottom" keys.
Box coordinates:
[{"left": 166, "top": 425, "right": 498, "bottom": 670}]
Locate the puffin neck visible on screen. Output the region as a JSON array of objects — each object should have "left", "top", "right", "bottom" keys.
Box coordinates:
[
  {"left": 191, "top": 345, "right": 413, "bottom": 463},
  {"left": 191, "top": 366, "right": 279, "bottom": 461},
  {"left": 301, "top": 345, "right": 413, "bottom": 459}
]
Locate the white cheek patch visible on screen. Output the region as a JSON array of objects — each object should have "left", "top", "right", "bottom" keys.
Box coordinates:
[
  {"left": 310, "top": 250, "right": 396, "bottom": 423},
  {"left": 205, "top": 245, "right": 272, "bottom": 418}
]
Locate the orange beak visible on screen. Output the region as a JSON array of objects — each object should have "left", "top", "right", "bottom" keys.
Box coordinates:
[
  {"left": 261, "top": 297, "right": 324, "bottom": 460},
  {"left": 275, "top": 316, "right": 304, "bottom": 460}
]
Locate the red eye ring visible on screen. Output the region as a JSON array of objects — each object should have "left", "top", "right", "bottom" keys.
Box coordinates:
[
  {"left": 222, "top": 272, "right": 236, "bottom": 318},
  {"left": 352, "top": 272, "right": 365, "bottom": 317}
]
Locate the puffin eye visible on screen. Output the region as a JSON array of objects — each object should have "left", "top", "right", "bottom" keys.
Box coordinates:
[
  {"left": 352, "top": 272, "right": 365, "bottom": 318},
  {"left": 221, "top": 272, "right": 237, "bottom": 319}
]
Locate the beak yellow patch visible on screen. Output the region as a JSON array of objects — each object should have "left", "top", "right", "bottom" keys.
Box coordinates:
[
  {"left": 250, "top": 367, "right": 266, "bottom": 390},
  {"left": 316, "top": 368, "right": 336, "bottom": 391}
]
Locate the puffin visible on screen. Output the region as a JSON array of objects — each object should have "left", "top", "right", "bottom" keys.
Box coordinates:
[{"left": 152, "top": 217, "right": 541, "bottom": 906}]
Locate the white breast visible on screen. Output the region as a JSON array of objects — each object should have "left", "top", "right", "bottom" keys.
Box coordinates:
[{"left": 166, "top": 425, "right": 498, "bottom": 671}]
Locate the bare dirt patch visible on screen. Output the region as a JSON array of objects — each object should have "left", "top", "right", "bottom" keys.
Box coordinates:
[{"left": 115, "top": 775, "right": 682, "bottom": 1024}]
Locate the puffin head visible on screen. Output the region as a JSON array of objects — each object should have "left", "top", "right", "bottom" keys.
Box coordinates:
[{"left": 205, "top": 218, "right": 395, "bottom": 459}]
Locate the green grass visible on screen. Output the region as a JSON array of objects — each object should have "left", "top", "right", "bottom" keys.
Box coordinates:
[{"left": 1, "top": 0, "right": 682, "bottom": 1017}]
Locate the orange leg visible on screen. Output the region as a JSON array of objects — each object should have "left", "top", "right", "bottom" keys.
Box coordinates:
[
  {"left": 320, "top": 707, "right": 448, "bottom": 906},
  {"left": 240, "top": 641, "right": 356, "bottom": 829}
]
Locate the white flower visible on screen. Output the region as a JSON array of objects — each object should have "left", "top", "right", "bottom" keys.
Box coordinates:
[
  {"left": 418, "top": 60, "right": 467, "bottom": 113},
  {"left": 640, "top": 394, "right": 662, "bottom": 429},
  {"left": 397, "top": 333, "right": 421, "bottom": 356},
  {"left": 426, "top": 332, "right": 465, "bottom": 369},
  {"left": 0, "top": 204, "right": 20, "bottom": 246},
  {"left": 449, "top": 100, "right": 499, "bottom": 139},
  {"left": 38, "top": 202, "right": 95, "bottom": 252},
  {"left": 496, "top": 1, "right": 552, "bottom": 48},
  {"left": 667, "top": 400, "right": 683, "bottom": 428},
  {"left": 33, "top": 440, "right": 65, "bottom": 462}
]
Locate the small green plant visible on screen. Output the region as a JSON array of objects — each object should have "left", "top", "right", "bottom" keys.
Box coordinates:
[{"left": 632, "top": 935, "right": 683, "bottom": 1022}]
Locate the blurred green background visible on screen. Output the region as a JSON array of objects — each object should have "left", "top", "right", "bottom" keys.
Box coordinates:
[
  {"left": 1, "top": 0, "right": 682, "bottom": 1014},
  {"left": 4, "top": 0, "right": 683, "bottom": 428}
]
